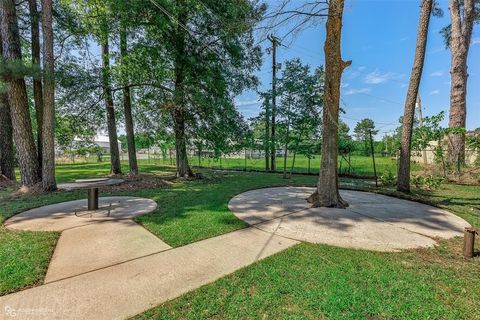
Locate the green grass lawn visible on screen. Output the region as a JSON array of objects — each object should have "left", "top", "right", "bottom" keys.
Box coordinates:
[
  {"left": 136, "top": 240, "right": 479, "bottom": 320},
  {"left": 1, "top": 161, "right": 317, "bottom": 295},
  {"left": 1, "top": 160, "right": 479, "bottom": 319},
  {"left": 184, "top": 154, "right": 423, "bottom": 177}
]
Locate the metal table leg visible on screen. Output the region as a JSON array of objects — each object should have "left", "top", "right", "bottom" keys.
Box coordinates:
[{"left": 87, "top": 187, "right": 99, "bottom": 210}]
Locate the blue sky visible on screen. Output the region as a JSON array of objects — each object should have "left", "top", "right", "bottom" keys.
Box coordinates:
[{"left": 236, "top": 0, "right": 480, "bottom": 137}]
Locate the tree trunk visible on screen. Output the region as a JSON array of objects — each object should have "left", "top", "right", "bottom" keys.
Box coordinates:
[
  {"left": 40, "top": 0, "right": 56, "bottom": 190},
  {"left": 0, "top": 30, "right": 14, "bottom": 181},
  {"left": 28, "top": 0, "right": 43, "bottom": 179},
  {"left": 0, "top": 88, "right": 15, "bottom": 180},
  {"left": 120, "top": 25, "right": 138, "bottom": 175},
  {"left": 447, "top": 0, "right": 475, "bottom": 165},
  {"left": 172, "top": 108, "right": 192, "bottom": 177},
  {"left": 282, "top": 122, "right": 289, "bottom": 179},
  {"left": 289, "top": 135, "right": 302, "bottom": 178},
  {"left": 308, "top": 0, "right": 350, "bottom": 208},
  {"left": 397, "top": 0, "right": 432, "bottom": 193},
  {"left": 264, "top": 100, "right": 270, "bottom": 170},
  {"left": 101, "top": 32, "right": 122, "bottom": 175},
  {"left": 416, "top": 94, "right": 428, "bottom": 165},
  {"left": 171, "top": 0, "right": 192, "bottom": 178},
  {"left": 0, "top": 0, "right": 40, "bottom": 186}
]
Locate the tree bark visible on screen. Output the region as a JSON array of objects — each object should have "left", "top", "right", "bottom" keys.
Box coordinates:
[
  {"left": 0, "top": 30, "right": 14, "bottom": 180},
  {"left": 28, "top": 0, "right": 43, "bottom": 179},
  {"left": 120, "top": 25, "right": 138, "bottom": 175},
  {"left": 308, "top": 0, "right": 350, "bottom": 208},
  {"left": 289, "top": 132, "right": 303, "bottom": 178},
  {"left": 397, "top": 0, "right": 432, "bottom": 193},
  {"left": 101, "top": 32, "right": 122, "bottom": 175},
  {"left": 171, "top": 0, "right": 192, "bottom": 178},
  {"left": 282, "top": 122, "right": 289, "bottom": 179},
  {"left": 416, "top": 94, "right": 428, "bottom": 165},
  {"left": 264, "top": 99, "right": 270, "bottom": 171},
  {"left": 40, "top": 0, "right": 56, "bottom": 190},
  {"left": 0, "top": 87, "right": 15, "bottom": 180},
  {"left": 447, "top": 0, "right": 475, "bottom": 165},
  {"left": 172, "top": 106, "right": 192, "bottom": 177},
  {"left": 0, "top": 0, "right": 40, "bottom": 186}
]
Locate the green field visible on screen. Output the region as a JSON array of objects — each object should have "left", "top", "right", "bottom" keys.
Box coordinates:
[
  {"left": 54, "top": 153, "right": 421, "bottom": 177},
  {"left": 193, "top": 154, "right": 404, "bottom": 176},
  {"left": 134, "top": 153, "right": 421, "bottom": 177},
  {"left": 1, "top": 161, "right": 479, "bottom": 319}
]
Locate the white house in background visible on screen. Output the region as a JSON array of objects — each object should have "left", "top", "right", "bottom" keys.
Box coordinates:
[{"left": 72, "top": 134, "right": 122, "bottom": 154}]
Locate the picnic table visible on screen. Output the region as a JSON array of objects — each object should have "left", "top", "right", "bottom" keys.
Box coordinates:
[{"left": 58, "top": 178, "right": 124, "bottom": 210}]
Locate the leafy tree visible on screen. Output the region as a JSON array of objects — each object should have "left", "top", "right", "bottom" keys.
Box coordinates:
[
  {"left": 412, "top": 111, "right": 448, "bottom": 175},
  {"left": 258, "top": 91, "right": 271, "bottom": 170},
  {"left": 353, "top": 118, "right": 378, "bottom": 156},
  {"left": 466, "top": 128, "right": 480, "bottom": 166},
  {"left": 277, "top": 59, "right": 323, "bottom": 177},
  {"left": 55, "top": 114, "right": 96, "bottom": 152},
  {"left": 61, "top": 0, "right": 123, "bottom": 174},
  {"left": 338, "top": 119, "right": 353, "bottom": 156}
]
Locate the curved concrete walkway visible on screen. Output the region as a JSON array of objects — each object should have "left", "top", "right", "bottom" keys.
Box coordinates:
[
  {"left": 229, "top": 187, "right": 470, "bottom": 251},
  {"left": 4, "top": 197, "right": 166, "bottom": 283},
  {"left": 1, "top": 197, "right": 298, "bottom": 319},
  {"left": 0, "top": 188, "right": 470, "bottom": 319}
]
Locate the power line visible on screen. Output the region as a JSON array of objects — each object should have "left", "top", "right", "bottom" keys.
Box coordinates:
[{"left": 287, "top": 44, "right": 409, "bottom": 87}]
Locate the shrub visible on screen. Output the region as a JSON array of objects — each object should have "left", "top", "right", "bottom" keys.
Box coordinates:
[
  {"left": 411, "top": 174, "right": 443, "bottom": 191},
  {"left": 379, "top": 170, "right": 396, "bottom": 186}
]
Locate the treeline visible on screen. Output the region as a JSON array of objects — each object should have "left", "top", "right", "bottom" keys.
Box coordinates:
[{"left": 0, "top": 0, "right": 264, "bottom": 188}]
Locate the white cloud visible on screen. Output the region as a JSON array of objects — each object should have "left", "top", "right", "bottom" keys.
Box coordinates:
[
  {"left": 235, "top": 98, "right": 261, "bottom": 107},
  {"left": 344, "top": 87, "right": 371, "bottom": 95},
  {"left": 429, "top": 90, "right": 440, "bottom": 95},
  {"left": 430, "top": 71, "right": 443, "bottom": 77},
  {"left": 472, "top": 37, "right": 480, "bottom": 45},
  {"left": 341, "top": 82, "right": 350, "bottom": 88},
  {"left": 364, "top": 70, "right": 403, "bottom": 84}
]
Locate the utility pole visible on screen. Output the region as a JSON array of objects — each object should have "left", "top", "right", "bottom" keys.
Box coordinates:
[
  {"left": 268, "top": 34, "right": 280, "bottom": 171},
  {"left": 264, "top": 95, "right": 270, "bottom": 171},
  {"left": 384, "top": 133, "right": 388, "bottom": 156},
  {"left": 416, "top": 94, "right": 428, "bottom": 165}
]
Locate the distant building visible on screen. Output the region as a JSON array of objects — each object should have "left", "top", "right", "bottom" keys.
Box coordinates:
[
  {"left": 60, "top": 134, "right": 121, "bottom": 155},
  {"left": 411, "top": 130, "right": 479, "bottom": 165}
]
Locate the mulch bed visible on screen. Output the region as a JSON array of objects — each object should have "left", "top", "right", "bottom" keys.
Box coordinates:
[
  {"left": 1, "top": 173, "right": 172, "bottom": 201},
  {"left": 103, "top": 173, "right": 172, "bottom": 192}
]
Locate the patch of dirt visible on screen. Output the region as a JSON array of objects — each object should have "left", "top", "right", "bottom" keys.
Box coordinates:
[
  {"left": 0, "top": 175, "right": 18, "bottom": 189},
  {"left": 10, "top": 183, "right": 45, "bottom": 197},
  {"left": 101, "top": 173, "right": 172, "bottom": 192},
  {"left": 417, "top": 166, "right": 480, "bottom": 185},
  {"left": 3, "top": 174, "right": 172, "bottom": 201}
]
